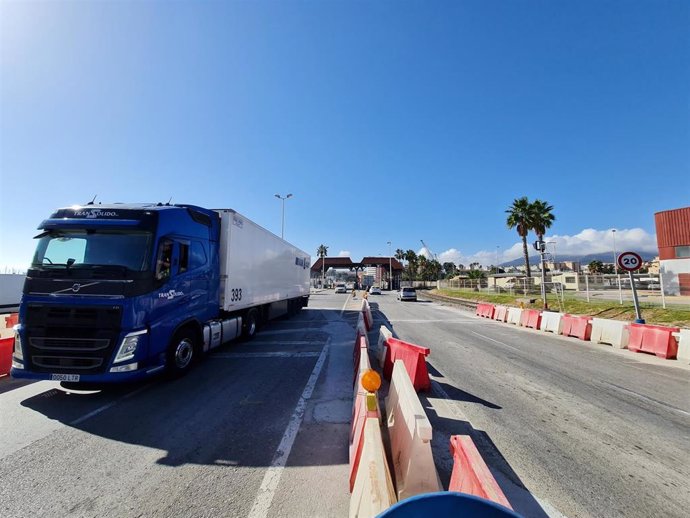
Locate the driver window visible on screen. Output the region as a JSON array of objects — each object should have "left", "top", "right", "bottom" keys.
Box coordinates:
[{"left": 156, "top": 240, "right": 174, "bottom": 280}]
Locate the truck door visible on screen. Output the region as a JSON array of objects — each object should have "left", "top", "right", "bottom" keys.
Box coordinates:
[
  {"left": 176, "top": 239, "right": 211, "bottom": 320},
  {"left": 149, "top": 238, "right": 191, "bottom": 358}
]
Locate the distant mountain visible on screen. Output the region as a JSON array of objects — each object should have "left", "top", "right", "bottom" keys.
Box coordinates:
[{"left": 499, "top": 251, "right": 656, "bottom": 268}]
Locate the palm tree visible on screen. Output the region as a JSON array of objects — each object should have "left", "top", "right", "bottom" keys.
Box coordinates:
[
  {"left": 403, "top": 250, "right": 418, "bottom": 282},
  {"left": 317, "top": 244, "right": 328, "bottom": 287},
  {"left": 530, "top": 199, "right": 556, "bottom": 242},
  {"left": 506, "top": 197, "right": 533, "bottom": 278}
]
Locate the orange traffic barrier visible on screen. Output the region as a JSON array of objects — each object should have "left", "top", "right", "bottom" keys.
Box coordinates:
[
  {"left": 4, "top": 313, "right": 18, "bottom": 328},
  {"left": 475, "top": 304, "right": 495, "bottom": 319},
  {"left": 627, "top": 323, "right": 679, "bottom": 359},
  {"left": 561, "top": 315, "right": 592, "bottom": 341},
  {"left": 0, "top": 337, "right": 13, "bottom": 376},
  {"left": 523, "top": 310, "right": 541, "bottom": 329},
  {"left": 493, "top": 306, "right": 508, "bottom": 322},
  {"left": 519, "top": 310, "right": 530, "bottom": 327},
  {"left": 448, "top": 435, "right": 512, "bottom": 510},
  {"left": 382, "top": 338, "right": 431, "bottom": 392}
]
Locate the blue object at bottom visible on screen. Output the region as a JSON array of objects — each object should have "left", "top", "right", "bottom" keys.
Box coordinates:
[{"left": 377, "top": 492, "right": 523, "bottom": 518}]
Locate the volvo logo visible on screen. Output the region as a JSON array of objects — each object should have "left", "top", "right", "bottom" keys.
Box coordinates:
[{"left": 71, "top": 283, "right": 81, "bottom": 293}]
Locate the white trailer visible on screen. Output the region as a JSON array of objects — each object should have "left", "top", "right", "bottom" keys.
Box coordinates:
[{"left": 216, "top": 209, "right": 311, "bottom": 317}]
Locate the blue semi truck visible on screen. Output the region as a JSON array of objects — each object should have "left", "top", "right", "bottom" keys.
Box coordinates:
[{"left": 11, "top": 203, "right": 311, "bottom": 383}]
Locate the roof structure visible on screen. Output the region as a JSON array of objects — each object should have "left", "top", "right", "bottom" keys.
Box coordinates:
[{"left": 310, "top": 256, "right": 404, "bottom": 272}]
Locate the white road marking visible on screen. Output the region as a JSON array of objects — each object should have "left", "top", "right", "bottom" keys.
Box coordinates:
[
  {"left": 69, "top": 383, "right": 153, "bottom": 426},
  {"left": 211, "top": 352, "right": 321, "bottom": 359},
  {"left": 248, "top": 339, "right": 331, "bottom": 518},
  {"left": 471, "top": 331, "right": 522, "bottom": 352},
  {"left": 340, "top": 294, "right": 353, "bottom": 316}
]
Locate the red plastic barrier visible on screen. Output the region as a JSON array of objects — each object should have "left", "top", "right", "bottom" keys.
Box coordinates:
[
  {"left": 560, "top": 315, "right": 592, "bottom": 341},
  {"left": 4, "top": 313, "right": 18, "bottom": 329},
  {"left": 628, "top": 324, "right": 679, "bottom": 359},
  {"left": 0, "top": 337, "right": 13, "bottom": 376},
  {"left": 475, "top": 303, "right": 495, "bottom": 319},
  {"left": 382, "top": 337, "right": 431, "bottom": 392},
  {"left": 493, "top": 306, "right": 508, "bottom": 322},
  {"left": 449, "top": 435, "right": 512, "bottom": 509},
  {"left": 349, "top": 392, "right": 379, "bottom": 491},
  {"left": 521, "top": 310, "right": 541, "bottom": 329}
]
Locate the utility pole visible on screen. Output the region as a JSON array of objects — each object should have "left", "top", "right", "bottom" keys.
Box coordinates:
[
  {"left": 387, "top": 241, "right": 393, "bottom": 291},
  {"left": 274, "top": 193, "right": 292, "bottom": 239}
]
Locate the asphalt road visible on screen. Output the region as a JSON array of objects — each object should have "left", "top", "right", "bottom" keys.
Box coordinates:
[
  {"left": 1, "top": 291, "right": 688, "bottom": 518},
  {"left": 0, "top": 298, "right": 357, "bottom": 518},
  {"left": 367, "top": 290, "right": 690, "bottom": 518}
]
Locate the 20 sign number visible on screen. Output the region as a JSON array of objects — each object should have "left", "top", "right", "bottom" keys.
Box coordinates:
[{"left": 617, "top": 251, "right": 642, "bottom": 272}]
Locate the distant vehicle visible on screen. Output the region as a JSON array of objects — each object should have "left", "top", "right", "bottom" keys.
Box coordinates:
[
  {"left": 369, "top": 286, "right": 381, "bottom": 295},
  {"left": 335, "top": 284, "right": 347, "bottom": 294},
  {"left": 397, "top": 287, "right": 417, "bottom": 301}
]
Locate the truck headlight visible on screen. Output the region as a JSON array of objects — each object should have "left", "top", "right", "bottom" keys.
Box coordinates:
[
  {"left": 113, "top": 329, "right": 147, "bottom": 363},
  {"left": 12, "top": 325, "right": 23, "bottom": 362}
]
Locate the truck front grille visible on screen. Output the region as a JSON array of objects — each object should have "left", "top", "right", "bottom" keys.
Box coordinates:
[{"left": 24, "top": 304, "right": 122, "bottom": 374}]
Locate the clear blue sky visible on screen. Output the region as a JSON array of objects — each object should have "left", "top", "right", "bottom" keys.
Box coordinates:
[{"left": 1, "top": 0, "right": 688, "bottom": 270}]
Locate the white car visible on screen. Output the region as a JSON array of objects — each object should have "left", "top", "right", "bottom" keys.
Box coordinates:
[
  {"left": 369, "top": 286, "right": 382, "bottom": 295},
  {"left": 397, "top": 287, "right": 417, "bottom": 301},
  {"left": 334, "top": 284, "right": 347, "bottom": 294}
]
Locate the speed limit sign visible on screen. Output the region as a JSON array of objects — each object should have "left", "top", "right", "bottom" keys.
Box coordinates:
[{"left": 617, "top": 251, "right": 642, "bottom": 272}]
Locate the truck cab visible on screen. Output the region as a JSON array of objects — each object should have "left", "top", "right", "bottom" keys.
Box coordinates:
[{"left": 11, "top": 203, "right": 221, "bottom": 383}]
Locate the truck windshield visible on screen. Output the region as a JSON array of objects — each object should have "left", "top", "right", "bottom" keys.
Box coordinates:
[{"left": 32, "top": 230, "right": 153, "bottom": 272}]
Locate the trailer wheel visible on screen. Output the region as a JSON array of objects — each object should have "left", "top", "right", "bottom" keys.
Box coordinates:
[
  {"left": 242, "top": 309, "right": 259, "bottom": 340},
  {"left": 166, "top": 329, "right": 197, "bottom": 377}
]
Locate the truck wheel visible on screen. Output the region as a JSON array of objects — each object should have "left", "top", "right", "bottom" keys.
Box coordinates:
[
  {"left": 242, "top": 309, "right": 259, "bottom": 340},
  {"left": 166, "top": 329, "right": 197, "bottom": 377}
]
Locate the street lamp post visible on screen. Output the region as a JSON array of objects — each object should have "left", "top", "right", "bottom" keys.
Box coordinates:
[
  {"left": 274, "top": 193, "right": 292, "bottom": 239},
  {"left": 495, "top": 246, "right": 500, "bottom": 292},
  {"left": 387, "top": 241, "right": 393, "bottom": 291},
  {"left": 612, "top": 229, "right": 622, "bottom": 304}
]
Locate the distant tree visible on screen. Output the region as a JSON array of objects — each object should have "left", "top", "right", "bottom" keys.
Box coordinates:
[
  {"left": 403, "top": 250, "right": 418, "bottom": 281},
  {"left": 443, "top": 262, "right": 457, "bottom": 278},
  {"left": 588, "top": 260, "right": 603, "bottom": 274},
  {"left": 395, "top": 248, "right": 405, "bottom": 263},
  {"left": 457, "top": 263, "right": 466, "bottom": 271},
  {"left": 467, "top": 269, "right": 485, "bottom": 279},
  {"left": 506, "top": 197, "right": 533, "bottom": 278},
  {"left": 469, "top": 262, "right": 482, "bottom": 270}
]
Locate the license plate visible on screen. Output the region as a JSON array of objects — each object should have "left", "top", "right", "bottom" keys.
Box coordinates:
[{"left": 50, "top": 374, "right": 80, "bottom": 382}]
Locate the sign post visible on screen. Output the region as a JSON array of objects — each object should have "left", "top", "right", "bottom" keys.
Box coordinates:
[{"left": 617, "top": 251, "right": 644, "bottom": 323}]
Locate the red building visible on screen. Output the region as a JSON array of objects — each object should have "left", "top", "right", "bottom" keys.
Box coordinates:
[{"left": 655, "top": 206, "right": 690, "bottom": 295}]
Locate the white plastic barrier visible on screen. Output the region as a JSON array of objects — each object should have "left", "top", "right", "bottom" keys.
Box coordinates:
[
  {"left": 377, "top": 325, "right": 393, "bottom": 365},
  {"left": 349, "top": 417, "right": 397, "bottom": 518},
  {"left": 539, "top": 311, "right": 563, "bottom": 334},
  {"left": 506, "top": 308, "right": 523, "bottom": 326},
  {"left": 356, "top": 313, "right": 369, "bottom": 348},
  {"left": 590, "top": 318, "right": 630, "bottom": 349},
  {"left": 385, "top": 360, "right": 442, "bottom": 500},
  {"left": 361, "top": 299, "right": 374, "bottom": 331},
  {"left": 675, "top": 329, "right": 690, "bottom": 364}
]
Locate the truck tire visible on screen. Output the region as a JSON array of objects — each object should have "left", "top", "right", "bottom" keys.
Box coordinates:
[
  {"left": 166, "top": 328, "right": 197, "bottom": 377},
  {"left": 242, "top": 308, "right": 259, "bottom": 340}
]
